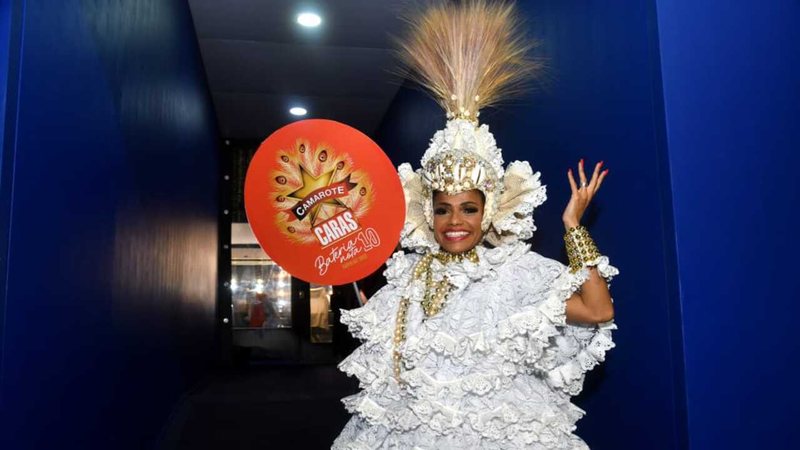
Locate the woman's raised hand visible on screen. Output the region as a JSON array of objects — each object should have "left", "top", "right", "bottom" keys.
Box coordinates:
[{"left": 562, "top": 159, "right": 608, "bottom": 230}]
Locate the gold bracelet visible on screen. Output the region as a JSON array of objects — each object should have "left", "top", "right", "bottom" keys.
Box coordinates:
[{"left": 564, "top": 225, "right": 602, "bottom": 273}]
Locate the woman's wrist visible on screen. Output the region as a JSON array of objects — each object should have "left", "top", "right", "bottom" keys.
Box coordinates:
[
  {"left": 563, "top": 219, "right": 580, "bottom": 231},
  {"left": 564, "top": 225, "right": 602, "bottom": 273}
]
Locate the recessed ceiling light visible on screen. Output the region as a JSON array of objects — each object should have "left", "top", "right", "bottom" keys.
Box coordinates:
[
  {"left": 297, "top": 12, "right": 322, "bottom": 27},
  {"left": 289, "top": 107, "right": 308, "bottom": 116}
]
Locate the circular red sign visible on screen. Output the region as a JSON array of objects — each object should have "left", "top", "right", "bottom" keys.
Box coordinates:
[{"left": 244, "top": 119, "right": 405, "bottom": 285}]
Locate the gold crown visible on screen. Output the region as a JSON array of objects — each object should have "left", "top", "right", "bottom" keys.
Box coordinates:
[{"left": 422, "top": 153, "right": 498, "bottom": 195}]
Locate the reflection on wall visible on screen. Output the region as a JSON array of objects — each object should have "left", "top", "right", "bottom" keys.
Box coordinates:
[
  {"left": 231, "top": 261, "right": 292, "bottom": 329},
  {"left": 310, "top": 285, "right": 333, "bottom": 343},
  {"left": 230, "top": 223, "right": 336, "bottom": 360}
]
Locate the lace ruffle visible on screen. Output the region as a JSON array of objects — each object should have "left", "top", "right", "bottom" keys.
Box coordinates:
[
  {"left": 577, "top": 255, "right": 619, "bottom": 284},
  {"left": 341, "top": 387, "right": 585, "bottom": 446},
  {"left": 485, "top": 161, "right": 548, "bottom": 247},
  {"left": 340, "top": 306, "right": 393, "bottom": 344},
  {"left": 544, "top": 322, "right": 616, "bottom": 396},
  {"left": 334, "top": 414, "right": 590, "bottom": 450},
  {"left": 397, "top": 163, "right": 439, "bottom": 253},
  {"left": 401, "top": 286, "right": 564, "bottom": 371}
]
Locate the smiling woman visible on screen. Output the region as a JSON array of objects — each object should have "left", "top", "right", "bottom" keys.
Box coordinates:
[{"left": 432, "top": 190, "right": 485, "bottom": 254}]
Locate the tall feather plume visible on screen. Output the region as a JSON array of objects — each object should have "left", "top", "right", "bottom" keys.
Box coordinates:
[{"left": 396, "top": 0, "right": 541, "bottom": 121}]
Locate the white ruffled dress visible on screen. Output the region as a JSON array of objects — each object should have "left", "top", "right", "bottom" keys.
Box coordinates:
[{"left": 332, "top": 241, "right": 618, "bottom": 449}]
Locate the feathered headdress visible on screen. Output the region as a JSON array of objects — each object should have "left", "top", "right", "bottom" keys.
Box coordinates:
[
  {"left": 397, "top": 0, "right": 540, "bottom": 121},
  {"left": 395, "top": 0, "right": 548, "bottom": 251}
]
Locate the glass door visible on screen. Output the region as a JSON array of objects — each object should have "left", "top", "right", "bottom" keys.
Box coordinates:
[{"left": 230, "top": 224, "right": 346, "bottom": 363}]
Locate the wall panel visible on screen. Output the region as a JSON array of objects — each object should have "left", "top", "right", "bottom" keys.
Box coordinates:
[
  {"left": 0, "top": 1, "right": 219, "bottom": 448},
  {"left": 656, "top": 1, "right": 800, "bottom": 448}
]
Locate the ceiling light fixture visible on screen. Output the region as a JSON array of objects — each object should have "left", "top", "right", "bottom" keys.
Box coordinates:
[
  {"left": 289, "top": 107, "right": 308, "bottom": 116},
  {"left": 297, "top": 12, "right": 322, "bottom": 27}
]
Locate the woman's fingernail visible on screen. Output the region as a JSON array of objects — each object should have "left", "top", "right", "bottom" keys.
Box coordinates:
[
  {"left": 579, "top": 158, "right": 584, "bottom": 165},
  {"left": 603, "top": 169, "right": 609, "bottom": 175},
  {"left": 599, "top": 161, "right": 604, "bottom": 166}
]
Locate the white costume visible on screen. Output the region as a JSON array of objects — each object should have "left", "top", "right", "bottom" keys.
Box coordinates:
[
  {"left": 334, "top": 247, "right": 617, "bottom": 449},
  {"left": 333, "top": 2, "right": 618, "bottom": 448}
]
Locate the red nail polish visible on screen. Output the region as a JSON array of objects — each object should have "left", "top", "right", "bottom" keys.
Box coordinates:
[
  {"left": 603, "top": 169, "right": 609, "bottom": 175},
  {"left": 579, "top": 158, "right": 584, "bottom": 165},
  {"left": 599, "top": 161, "right": 604, "bottom": 166}
]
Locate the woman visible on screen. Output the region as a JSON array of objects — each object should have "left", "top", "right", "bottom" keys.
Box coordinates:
[{"left": 333, "top": 2, "right": 618, "bottom": 448}]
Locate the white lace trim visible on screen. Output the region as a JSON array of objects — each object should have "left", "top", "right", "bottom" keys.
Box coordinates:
[
  {"left": 398, "top": 164, "right": 439, "bottom": 253},
  {"left": 545, "top": 322, "right": 616, "bottom": 396},
  {"left": 341, "top": 389, "right": 584, "bottom": 445},
  {"left": 486, "top": 161, "right": 548, "bottom": 247},
  {"left": 578, "top": 255, "right": 619, "bottom": 285}
]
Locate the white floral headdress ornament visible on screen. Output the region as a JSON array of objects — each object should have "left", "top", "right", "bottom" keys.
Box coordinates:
[{"left": 396, "top": 0, "right": 547, "bottom": 252}]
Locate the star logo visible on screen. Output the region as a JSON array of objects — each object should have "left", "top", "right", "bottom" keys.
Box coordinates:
[{"left": 287, "top": 165, "right": 348, "bottom": 226}]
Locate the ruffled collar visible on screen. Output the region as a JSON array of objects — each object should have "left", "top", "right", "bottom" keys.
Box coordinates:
[{"left": 446, "top": 242, "right": 529, "bottom": 289}]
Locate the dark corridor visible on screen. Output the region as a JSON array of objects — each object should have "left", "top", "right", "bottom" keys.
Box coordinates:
[{"left": 159, "top": 364, "right": 358, "bottom": 450}]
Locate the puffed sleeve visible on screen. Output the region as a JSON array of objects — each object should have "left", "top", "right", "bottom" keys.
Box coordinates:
[
  {"left": 499, "top": 252, "right": 619, "bottom": 395},
  {"left": 339, "top": 251, "right": 417, "bottom": 344},
  {"left": 519, "top": 252, "right": 619, "bottom": 396}
]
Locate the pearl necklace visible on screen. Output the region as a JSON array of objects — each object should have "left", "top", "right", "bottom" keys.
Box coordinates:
[{"left": 392, "top": 248, "right": 479, "bottom": 382}]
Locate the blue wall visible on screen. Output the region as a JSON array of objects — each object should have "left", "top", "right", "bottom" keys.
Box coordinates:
[
  {"left": 656, "top": 1, "right": 800, "bottom": 448},
  {"left": 376, "top": 1, "right": 686, "bottom": 448},
  {"left": 0, "top": 1, "right": 10, "bottom": 152},
  {"left": 0, "top": 1, "right": 219, "bottom": 449}
]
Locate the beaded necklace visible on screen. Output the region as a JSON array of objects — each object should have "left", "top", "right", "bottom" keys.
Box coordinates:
[{"left": 392, "top": 248, "right": 479, "bottom": 383}]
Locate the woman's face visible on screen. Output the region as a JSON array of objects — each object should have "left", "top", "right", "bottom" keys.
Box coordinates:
[{"left": 432, "top": 189, "right": 485, "bottom": 254}]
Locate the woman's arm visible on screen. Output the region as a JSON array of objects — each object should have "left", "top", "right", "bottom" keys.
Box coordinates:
[
  {"left": 561, "top": 159, "right": 613, "bottom": 324},
  {"left": 565, "top": 269, "right": 614, "bottom": 324}
]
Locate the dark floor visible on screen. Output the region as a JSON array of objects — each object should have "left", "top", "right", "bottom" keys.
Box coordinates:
[{"left": 158, "top": 363, "right": 359, "bottom": 450}]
